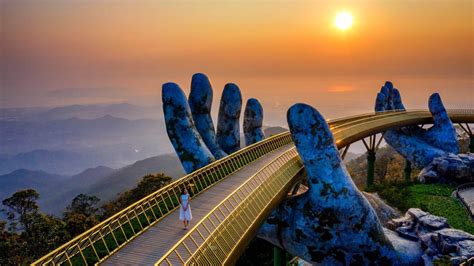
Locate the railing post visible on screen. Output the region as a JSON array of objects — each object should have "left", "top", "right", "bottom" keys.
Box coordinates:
[
  {"left": 404, "top": 159, "right": 412, "bottom": 182},
  {"left": 366, "top": 150, "right": 376, "bottom": 188}
]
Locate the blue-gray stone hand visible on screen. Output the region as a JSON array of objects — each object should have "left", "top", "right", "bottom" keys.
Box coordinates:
[
  {"left": 375, "top": 81, "right": 459, "bottom": 168},
  {"left": 163, "top": 73, "right": 266, "bottom": 174},
  {"left": 375, "top": 82, "right": 473, "bottom": 182},
  {"left": 258, "top": 104, "right": 421, "bottom": 265}
]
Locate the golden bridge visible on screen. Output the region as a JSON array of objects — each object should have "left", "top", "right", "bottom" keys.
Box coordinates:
[{"left": 33, "top": 109, "right": 474, "bottom": 265}]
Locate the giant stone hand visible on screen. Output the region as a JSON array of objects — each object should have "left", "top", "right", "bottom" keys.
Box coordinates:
[
  {"left": 258, "top": 104, "right": 422, "bottom": 265},
  {"left": 375, "top": 82, "right": 473, "bottom": 182},
  {"left": 163, "top": 73, "right": 266, "bottom": 174}
]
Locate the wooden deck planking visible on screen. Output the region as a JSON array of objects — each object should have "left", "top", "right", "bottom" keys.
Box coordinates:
[{"left": 102, "top": 144, "right": 292, "bottom": 265}]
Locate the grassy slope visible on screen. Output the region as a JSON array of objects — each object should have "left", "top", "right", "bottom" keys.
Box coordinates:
[{"left": 373, "top": 183, "right": 474, "bottom": 234}]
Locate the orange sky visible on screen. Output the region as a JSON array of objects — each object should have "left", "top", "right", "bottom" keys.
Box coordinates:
[{"left": 1, "top": 0, "right": 472, "bottom": 124}]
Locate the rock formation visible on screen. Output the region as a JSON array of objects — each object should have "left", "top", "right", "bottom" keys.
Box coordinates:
[{"left": 386, "top": 208, "right": 474, "bottom": 265}]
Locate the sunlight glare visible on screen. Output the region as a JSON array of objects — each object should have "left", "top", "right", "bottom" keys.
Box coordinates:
[{"left": 334, "top": 11, "right": 353, "bottom": 30}]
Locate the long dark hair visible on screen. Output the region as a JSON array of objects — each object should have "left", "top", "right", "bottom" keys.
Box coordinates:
[{"left": 181, "top": 188, "right": 187, "bottom": 195}]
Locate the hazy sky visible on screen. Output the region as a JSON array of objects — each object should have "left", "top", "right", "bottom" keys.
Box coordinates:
[{"left": 1, "top": 0, "right": 473, "bottom": 124}]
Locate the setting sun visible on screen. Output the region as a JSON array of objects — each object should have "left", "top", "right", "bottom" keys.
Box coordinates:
[{"left": 334, "top": 11, "right": 353, "bottom": 30}]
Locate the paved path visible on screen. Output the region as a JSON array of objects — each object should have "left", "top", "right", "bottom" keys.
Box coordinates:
[
  {"left": 457, "top": 185, "right": 474, "bottom": 218},
  {"left": 102, "top": 144, "right": 292, "bottom": 265}
]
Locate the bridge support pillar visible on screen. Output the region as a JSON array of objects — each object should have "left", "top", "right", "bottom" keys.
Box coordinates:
[
  {"left": 404, "top": 159, "right": 412, "bottom": 182},
  {"left": 366, "top": 150, "right": 376, "bottom": 188},
  {"left": 273, "top": 246, "right": 288, "bottom": 266},
  {"left": 362, "top": 133, "right": 384, "bottom": 189}
]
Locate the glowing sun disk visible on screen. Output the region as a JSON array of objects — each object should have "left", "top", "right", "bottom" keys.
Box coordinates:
[{"left": 334, "top": 11, "right": 353, "bottom": 30}]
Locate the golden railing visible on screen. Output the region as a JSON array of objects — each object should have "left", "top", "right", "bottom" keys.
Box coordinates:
[
  {"left": 32, "top": 132, "right": 293, "bottom": 266},
  {"left": 155, "top": 148, "right": 304, "bottom": 265}
]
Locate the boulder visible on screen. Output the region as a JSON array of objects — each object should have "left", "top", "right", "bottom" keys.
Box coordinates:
[
  {"left": 396, "top": 226, "right": 419, "bottom": 241},
  {"left": 407, "top": 208, "right": 428, "bottom": 220},
  {"left": 457, "top": 240, "right": 474, "bottom": 257},
  {"left": 418, "top": 214, "right": 448, "bottom": 230}
]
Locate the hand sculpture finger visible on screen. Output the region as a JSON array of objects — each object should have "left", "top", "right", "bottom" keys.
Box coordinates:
[
  {"left": 189, "top": 73, "right": 228, "bottom": 159},
  {"left": 376, "top": 81, "right": 405, "bottom": 112},
  {"left": 375, "top": 92, "right": 386, "bottom": 112},
  {"left": 420, "top": 93, "right": 459, "bottom": 154},
  {"left": 162, "top": 83, "right": 215, "bottom": 173},
  {"left": 216, "top": 83, "right": 243, "bottom": 154},
  {"left": 392, "top": 88, "right": 405, "bottom": 110},
  {"left": 243, "top": 98, "right": 265, "bottom": 146}
]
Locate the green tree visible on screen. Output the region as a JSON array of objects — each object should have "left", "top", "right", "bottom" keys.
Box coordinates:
[
  {"left": 0, "top": 219, "right": 26, "bottom": 265},
  {"left": 2, "top": 189, "right": 39, "bottom": 232},
  {"left": 1, "top": 189, "right": 69, "bottom": 264},
  {"left": 23, "top": 213, "right": 68, "bottom": 261},
  {"left": 65, "top": 194, "right": 100, "bottom": 217},
  {"left": 63, "top": 194, "right": 100, "bottom": 237}
]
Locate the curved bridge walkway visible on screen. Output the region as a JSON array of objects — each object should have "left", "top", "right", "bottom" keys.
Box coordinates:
[{"left": 103, "top": 144, "right": 293, "bottom": 265}]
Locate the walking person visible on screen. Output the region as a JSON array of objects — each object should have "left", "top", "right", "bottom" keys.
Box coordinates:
[{"left": 179, "top": 188, "right": 192, "bottom": 229}]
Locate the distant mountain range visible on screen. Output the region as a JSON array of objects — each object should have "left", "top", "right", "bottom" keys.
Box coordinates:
[
  {"left": 0, "top": 150, "right": 103, "bottom": 176},
  {"left": 0, "top": 114, "right": 174, "bottom": 174},
  {"left": 263, "top": 126, "right": 287, "bottom": 136},
  {"left": 0, "top": 103, "right": 290, "bottom": 176},
  {"left": 0, "top": 103, "right": 162, "bottom": 121},
  {"left": 0, "top": 153, "right": 184, "bottom": 216}
]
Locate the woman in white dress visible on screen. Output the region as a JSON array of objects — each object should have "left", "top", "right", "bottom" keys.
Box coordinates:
[{"left": 179, "top": 188, "right": 192, "bottom": 229}]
